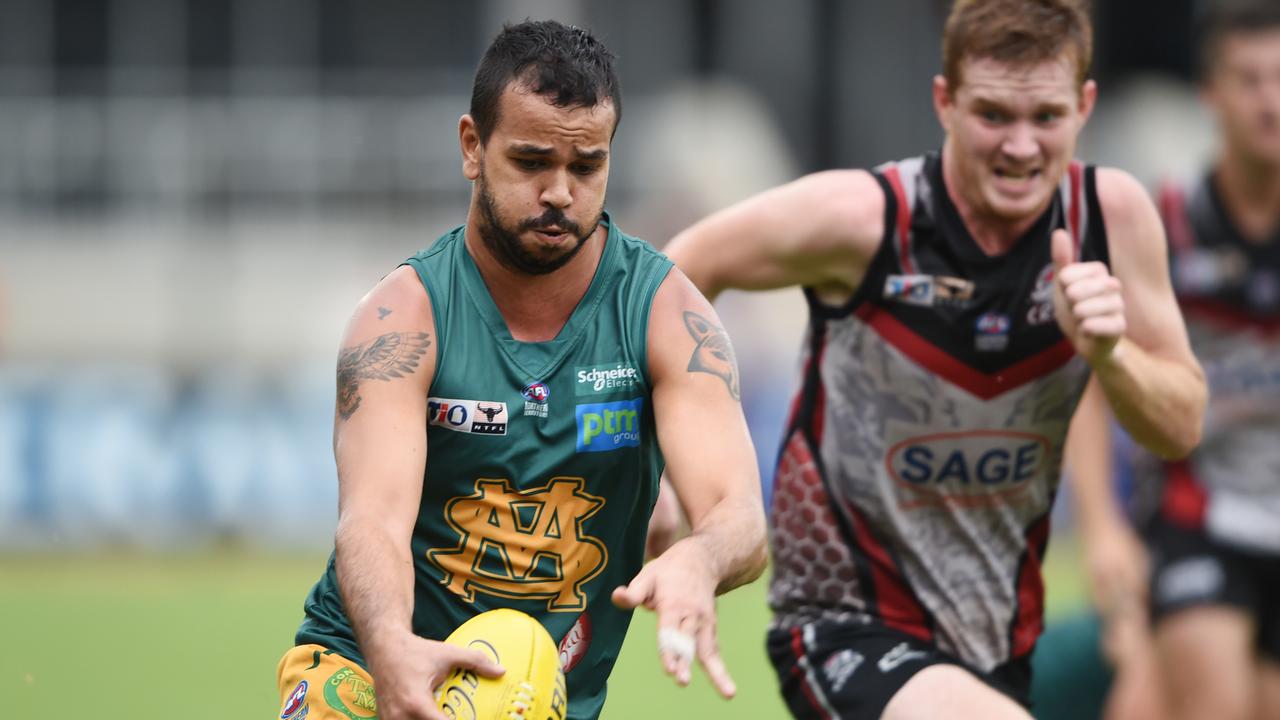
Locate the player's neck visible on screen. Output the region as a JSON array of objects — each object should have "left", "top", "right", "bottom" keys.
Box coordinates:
[
  {"left": 464, "top": 223, "right": 606, "bottom": 342},
  {"left": 1215, "top": 148, "right": 1280, "bottom": 244},
  {"left": 941, "top": 150, "right": 1043, "bottom": 255}
]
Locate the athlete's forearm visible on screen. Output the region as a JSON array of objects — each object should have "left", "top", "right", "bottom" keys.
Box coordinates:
[
  {"left": 1067, "top": 382, "right": 1124, "bottom": 534},
  {"left": 334, "top": 516, "right": 417, "bottom": 668},
  {"left": 680, "top": 492, "right": 768, "bottom": 594},
  {"left": 1093, "top": 337, "right": 1205, "bottom": 460}
]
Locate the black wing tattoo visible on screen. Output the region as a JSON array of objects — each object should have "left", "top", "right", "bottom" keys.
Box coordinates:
[
  {"left": 336, "top": 331, "right": 432, "bottom": 420},
  {"left": 683, "top": 311, "right": 740, "bottom": 401}
]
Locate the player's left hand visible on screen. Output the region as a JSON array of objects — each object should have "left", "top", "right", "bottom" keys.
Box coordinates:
[
  {"left": 1052, "top": 228, "right": 1126, "bottom": 365},
  {"left": 611, "top": 538, "right": 736, "bottom": 699}
]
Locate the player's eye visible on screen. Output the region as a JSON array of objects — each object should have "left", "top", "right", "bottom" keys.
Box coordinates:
[
  {"left": 1035, "top": 111, "right": 1060, "bottom": 124},
  {"left": 981, "top": 110, "right": 1008, "bottom": 123},
  {"left": 572, "top": 163, "right": 600, "bottom": 176},
  {"left": 515, "top": 158, "right": 545, "bottom": 171}
]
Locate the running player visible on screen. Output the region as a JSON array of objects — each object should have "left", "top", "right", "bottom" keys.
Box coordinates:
[
  {"left": 665, "top": 1, "right": 1205, "bottom": 718},
  {"left": 1133, "top": 5, "right": 1280, "bottom": 718},
  {"left": 274, "top": 21, "right": 767, "bottom": 720}
]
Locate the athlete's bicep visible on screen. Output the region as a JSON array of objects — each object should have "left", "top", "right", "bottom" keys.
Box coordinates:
[
  {"left": 333, "top": 265, "right": 438, "bottom": 540},
  {"left": 665, "top": 169, "right": 885, "bottom": 300},
  {"left": 646, "top": 269, "right": 762, "bottom": 529},
  {"left": 1098, "top": 169, "right": 1198, "bottom": 367}
]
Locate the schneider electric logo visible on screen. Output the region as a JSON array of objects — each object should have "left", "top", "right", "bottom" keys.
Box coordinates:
[
  {"left": 575, "top": 398, "right": 644, "bottom": 453},
  {"left": 575, "top": 362, "right": 640, "bottom": 396}
]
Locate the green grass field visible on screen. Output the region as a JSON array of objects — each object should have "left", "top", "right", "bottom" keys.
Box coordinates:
[{"left": 2, "top": 541, "right": 1088, "bottom": 719}]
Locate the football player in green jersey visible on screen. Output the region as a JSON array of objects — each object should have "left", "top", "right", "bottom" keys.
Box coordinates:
[{"left": 277, "top": 20, "right": 767, "bottom": 720}]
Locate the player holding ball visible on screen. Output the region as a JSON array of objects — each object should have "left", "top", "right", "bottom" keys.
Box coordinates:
[{"left": 275, "top": 20, "right": 767, "bottom": 720}]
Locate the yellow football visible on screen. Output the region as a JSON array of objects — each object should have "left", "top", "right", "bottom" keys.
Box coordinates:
[{"left": 436, "top": 609, "right": 567, "bottom": 720}]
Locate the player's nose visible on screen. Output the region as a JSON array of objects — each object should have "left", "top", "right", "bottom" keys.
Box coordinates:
[
  {"left": 539, "top": 169, "right": 572, "bottom": 209},
  {"left": 1000, "top": 122, "right": 1039, "bottom": 161}
]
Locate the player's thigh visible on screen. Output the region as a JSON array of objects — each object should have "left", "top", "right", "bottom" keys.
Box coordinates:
[
  {"left": 1154, "top": 606, "right": 1255, "bottom": 720},
  {"left": 881, "top": 665, "right": 1031, "bottom": 720},
  {"left": 277, "top": 644, "right": 379, "bottom": 720}
]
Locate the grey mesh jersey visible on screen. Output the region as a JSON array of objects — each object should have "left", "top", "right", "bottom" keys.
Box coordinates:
[
  {"left": 769, "top": 153, "right": 1109, "bottom": 673},
  {"left": 1144, "top": 174, "right": 1280, "bottom": 553}
]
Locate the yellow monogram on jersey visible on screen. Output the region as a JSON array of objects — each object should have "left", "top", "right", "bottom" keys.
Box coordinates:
[{"left": 428, "top": 477, "right": 607, "bottom": 611}]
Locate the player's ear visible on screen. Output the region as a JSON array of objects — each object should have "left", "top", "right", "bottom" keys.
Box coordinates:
[
  {"left": 1077, "top": 79, "right": 1098, "bottom": 125},
  {"left": 932, "top": 74, "right": 955, "bottom": 132},
  {"left": 460, "top": 114, "right": 482, "bottom": 181}
]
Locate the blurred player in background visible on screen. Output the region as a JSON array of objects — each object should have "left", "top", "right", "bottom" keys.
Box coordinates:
[
  {"left": 665, "top": 0, "right": 1205, "bottom": 717},
  {"left": 1073, "top": 4, "right": 1280, "bottom": 719},
  {"left": 275, "top": 20, "right": 767, "bottom": 720},
  {"left": 1030, "top": 406, "right": 1166, "bottom": 720}
]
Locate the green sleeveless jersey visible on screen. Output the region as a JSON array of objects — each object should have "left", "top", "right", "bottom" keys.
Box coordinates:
[{"left": 296, "top": 215, "right": 673, "bottom": 720}]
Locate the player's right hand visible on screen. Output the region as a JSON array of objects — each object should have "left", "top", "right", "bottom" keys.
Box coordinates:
[
  {"left": 369, "top": 632, "right": 505, "bottom": 720},
  {"left": 1051, "top": 228, "right": 1127, "bottom": 366}
]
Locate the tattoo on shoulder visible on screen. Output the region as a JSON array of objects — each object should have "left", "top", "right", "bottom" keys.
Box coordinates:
[
  {"left": 683, "top": 311, "right": 741, "bottom": 401},
  {"left": 377, "top": 306, "right": 392, "bottom": 320},
  {"left": 336, "top": 331, "right": 432, "bottom": 420}
]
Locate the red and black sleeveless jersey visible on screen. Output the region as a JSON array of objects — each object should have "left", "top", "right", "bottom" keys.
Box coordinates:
[
  {"left": 1143, "top": 173, "right": 1280, "bottom": 552},
  {"left": 768, "top": 152, "right": 1109, "bottom": 672}
]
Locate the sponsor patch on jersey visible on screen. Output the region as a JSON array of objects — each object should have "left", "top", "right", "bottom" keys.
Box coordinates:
[
  {"left": 522, "top": 381, "right": 550, "bottom": 418},
  {"left": 575, "top": 398, "right": 643, "bottom": 453},
  {"left": 281, "top": 680, "right": 309, "bottom": 719},
  {"left": 323, "top": 666, "right": 377, "bottom": 718},
  {"left": 558, "top": 612, "right": 593, "bottom": 673},
  {"left": 575, "top": 362, "right": 641, "bottom": 396},
  {"left": 975, "top": 312, "right": 1011, "bottom": 351},
  {"left": 886, "top": 430, "right": 1050, "bottom": 509},
  {"left": 877, "top": 642, "right": 929, "bottom": 673},
  {"left": 1249, "top": 270, "right": 1280, "bottom": 310},
  {"left": 427, "top": 397, "right": 508, "bottom": 435},
  {"left": 823, "top": 649, "right": 864, "bottom": 692},
  {"left": 883, "top": 274, "right": 975, "bottom": 307},
  {"left": 1026, "top": 263, "right": 1057, "bottom": 325},
  {"left": 1156, "top": 555, "right": 1224, "bottom": 605},
  {"left": 1174, "top": 247, "right": 1247, "bottom": 295}
]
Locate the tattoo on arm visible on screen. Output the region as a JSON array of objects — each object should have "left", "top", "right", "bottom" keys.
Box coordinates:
[
  {"left": 377, "top": 306, "right": 392, "bottom": 320},
  {"left": 336, "top": 331, "right": 432, "bottom": 420},
  {"left": 683, "top": 311, "right": 741, "bottom": 401}
]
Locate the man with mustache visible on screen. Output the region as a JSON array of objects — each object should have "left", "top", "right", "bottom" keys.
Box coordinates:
[
  {"left": 665, "top": 1, "right": 1204, "bottom": 717},
  {"left": 275, "top": 20, "right": 766, "bottom": 720}
]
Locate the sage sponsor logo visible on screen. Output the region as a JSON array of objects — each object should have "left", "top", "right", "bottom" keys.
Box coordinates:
[
  {"left": 575, "top": 362, "right": 640, "bottom": 396},
  {"left": 887, "top": 430, "right": 1049, "bottom": 509},
  {"left": 575, "top": 398, "right": 643, "bottom": 452}
]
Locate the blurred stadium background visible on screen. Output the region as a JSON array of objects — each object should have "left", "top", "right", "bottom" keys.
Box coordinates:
[{"left": 0, "top": 0, "right": 1217, "bottom": 717}]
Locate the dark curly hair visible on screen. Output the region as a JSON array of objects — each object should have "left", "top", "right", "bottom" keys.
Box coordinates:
[{"left": 470, "top": 20, "right": 622, "bottom": 143}]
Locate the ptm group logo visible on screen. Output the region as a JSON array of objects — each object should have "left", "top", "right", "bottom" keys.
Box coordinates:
[{"left": 574, "top": 398, "right": 644, "bottom": 453}]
